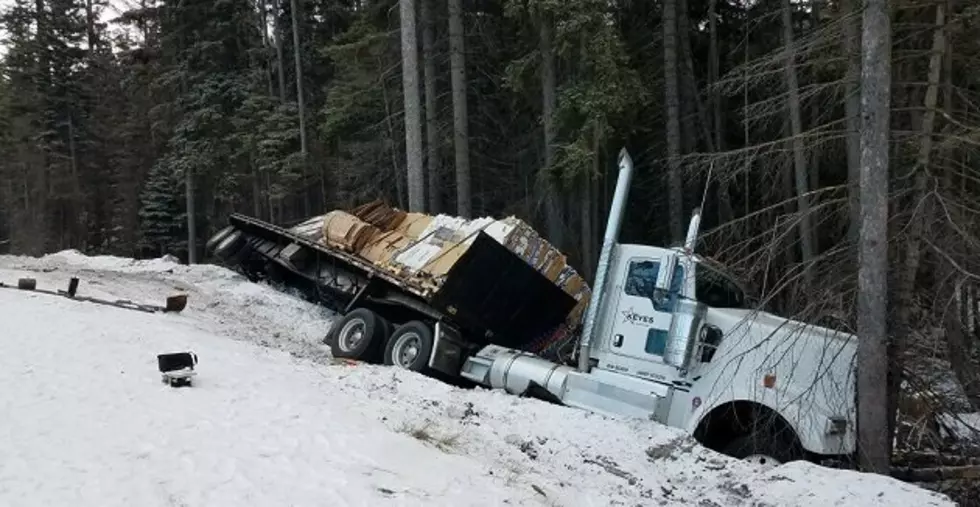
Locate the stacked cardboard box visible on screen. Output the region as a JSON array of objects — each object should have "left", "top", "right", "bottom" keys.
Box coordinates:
[
  {"left": 320, "top": 211, "right": 380, "bottom": 252},
  {"left": 312, "top": 201, "right": 592, "bottom": 332}
]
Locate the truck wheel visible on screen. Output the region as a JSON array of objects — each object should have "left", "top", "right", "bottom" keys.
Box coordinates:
[
  {"left": 206, "top": 225, "right": 235, "bottom": 254},
  {"left": 383, "top": 321, "right": 433, "bottom": 372},
  {"left": 213, "top": 230, "right": 246, "bottom": 260},
  {"left": 721, "top": 428, "right": 803, "bottom": 470},
  {"left": 327, "top": 309, "right": 388, "bottom": 362}
]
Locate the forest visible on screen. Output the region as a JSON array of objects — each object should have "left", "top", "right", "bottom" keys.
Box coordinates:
[{"left": 1, "top": 0, "right": 979, "bottom": 478}]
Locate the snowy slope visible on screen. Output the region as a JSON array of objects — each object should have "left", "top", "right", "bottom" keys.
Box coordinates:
[{"left": 0, "top": 251, "right": 956, "bottom": 507}]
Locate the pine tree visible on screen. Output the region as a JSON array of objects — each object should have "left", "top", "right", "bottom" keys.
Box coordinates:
[
  {"left": 137, "top": 156, "right": 183, "bottom": 256},
  {"left": 139, "top": 0, "right": 267, "bottom": 255}
]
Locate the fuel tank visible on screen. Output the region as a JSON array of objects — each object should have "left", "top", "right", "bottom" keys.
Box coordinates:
[{"left": 460, "top": 345, "right": 573, "bottom": 401}]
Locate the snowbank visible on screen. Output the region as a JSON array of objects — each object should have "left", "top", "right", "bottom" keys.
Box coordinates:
[
  {"left": 41, "top": 248, "right": 185, "bottom": 272},
  {"left": 0, "top": 250, "right": 337, "bottom": 362},
  {"left": 0, "top": 251, "right": 956, "bottom": 506}
]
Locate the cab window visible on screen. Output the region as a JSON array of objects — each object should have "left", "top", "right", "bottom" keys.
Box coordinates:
[
  {"left": 624, "top": 260, "right": 684, "bottom": 313},
  {"left": 694, "top": 262, "right": 748, "bottom": 309},
  {"left": 625, "top": 260, "right": 660, "bottom": 299}
]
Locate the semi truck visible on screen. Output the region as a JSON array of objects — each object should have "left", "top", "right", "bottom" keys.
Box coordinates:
[{"left": 207, "top": 149, "right": 857, "bottom": 469}]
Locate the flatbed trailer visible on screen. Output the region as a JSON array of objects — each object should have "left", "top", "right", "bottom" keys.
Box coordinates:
[{"left": 208, "top": 211, "right": 579, "bottom": 372}]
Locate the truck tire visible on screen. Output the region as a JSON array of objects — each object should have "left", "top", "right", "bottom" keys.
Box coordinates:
[
  {"left": 383, "top": 321, "right": 433, "bottom": 372},
  {"left": 213, "top": 230, "right": 246, "bottom": 260},
  {"left": 721, "top": 428, "right": 804, "bottom": 470},
  {"left": 206, "top": 225, "right": 235, "bottom": 254},
  {"left": 327, "top": 309, "right": 388, "bottom": 362}
]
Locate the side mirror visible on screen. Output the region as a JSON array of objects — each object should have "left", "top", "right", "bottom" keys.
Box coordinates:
[
  {"left": 652, "top": 254, "right": 677, "bottom": 311},
  {"left": 655, "top": 255, "right": 676, "bottom": 291},
  {"left": 698, "top": 324, "right": 723, "bottom": 363}
]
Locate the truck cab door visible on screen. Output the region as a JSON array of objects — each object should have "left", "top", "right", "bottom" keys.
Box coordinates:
[{"left": 603, "top": 253, "right": 685, "bottom": 366}]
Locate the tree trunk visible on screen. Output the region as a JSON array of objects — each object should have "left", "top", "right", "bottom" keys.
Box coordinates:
[
  {"left": 779, "top": 118, "right": 797, "bottom": 286},
  {"left": 856, "top": 0, "right": 892, "bottom": 475},
  {"left": 540, "top": 13, "right": 563, "bottom": 248},
  {"left": 707, "top": 0, "right": 732, "bottom": 224},
  {"left": 941, "top": 0, "right": 973, "bottom": 409},
  {"left": 84, "top": 0, "right": 97, "bottom": 50},
  {"left": 676, "top": 0, "right": 697, "bottom": 156},
  {"left": 251, "top": 152, "right": 263, "bottom": 218},
  {"left": 273, "top": 0, "right": 287, "bottom": 103},
  {"left": 663, "top": 0, "right": 684, "bottom": 244},
  {"left": 780, "top": 0, "right": 814, "bottom": 278},
  {"left": 808, "top": 0, "right": 823, "bottom": 194},
  {"left": 380, "top": 64, "right": 406, "bottom": 208},
  {"left": 581, "top": 125, "right": 598, "bottom": 273},
  {"left": 186, "top": 164, "right": 197, "bottom": 263},
  {"left": 400, "top": 0, "right": 425, "bottom": 212},
  {"left": 741, "top": 20, "right": 750, "bottom": 219},
  {"left": 67, "top": 115, "right": 80, "bottom": 248},
  {"left": 942, "top": 0, "right": 954, "bottom": 192},
  {"left": 842, "top": 0, "right": 862, "bottom": 242},
  {"left": 289, "top": 0, "right": 310, "bottom": 215},
  {"left": 448, "top": 0, "right": 470, "bottom": 216},
  {"left": 678, "top": 0, "right": 712, "bottom": 153},
  {"left": 890, "top": 0, "right": 947, "bottom": 444},
  {"left": 708, "top": 0, "right": 721, "bottom": 150},
  {"left": 421, "top": 0, "right": 440, "bottom": 213},
  {"left": 260, "top": 0, "right": 275, "bottom": 97},
  {"left": 34, "top": 0, "right": 50, "bottom": 252},
  {"left": 950, "top": 285, "right": 980, "bottom": 410}
]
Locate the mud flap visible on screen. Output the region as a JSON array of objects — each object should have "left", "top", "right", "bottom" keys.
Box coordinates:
[{"left": 522, "top": 381, "right": 566, "bottom": 406}]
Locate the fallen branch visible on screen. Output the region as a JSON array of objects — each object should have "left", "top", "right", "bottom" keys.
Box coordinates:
[
  {"left": 895, "top": 450, "right": 980, "bottom": 467},
  {"left": 891, "top": 464, "right": 980, "bottom": 482}
]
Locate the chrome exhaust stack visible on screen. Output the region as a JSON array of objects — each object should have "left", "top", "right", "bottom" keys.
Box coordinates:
[
  {"left": 577, "top": 148, "right": 635, "bottom": 372},
  {"left": 684, "top": 207, "right": 701, "bottom": 254}
]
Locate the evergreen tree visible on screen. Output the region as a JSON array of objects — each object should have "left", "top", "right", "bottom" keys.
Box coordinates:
[
  {"left": 137, "top": 155, "right": 183, "bottom": 255},
  {"left": 137, "top": 0, "right": 267, "bottom": 256}
]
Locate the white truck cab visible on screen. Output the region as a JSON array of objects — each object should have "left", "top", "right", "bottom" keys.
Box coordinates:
[
  {"left": 460, "top": 149, "right": 857, "bottom": 466},
  {"left": 585, "top": 242, "right": 856, "bottom": 462}
]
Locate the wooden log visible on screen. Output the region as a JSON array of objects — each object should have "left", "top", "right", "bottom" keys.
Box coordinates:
[
  {"left": 895, "top": 450, "right": 980, "bottom": 467},
  {"left": 891, "top": 464, "right": 980, "bottom": 482},
  {"left": 67, "top": 277, "right": 79, "bottom": 297}
]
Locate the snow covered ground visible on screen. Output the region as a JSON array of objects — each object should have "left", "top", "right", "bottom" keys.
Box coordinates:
[
  {"left": 941, "top": 412, "right": 980, "bottom": 444},
  {"left": 0, "top": 251, "right": 958, "bottom": 506}
]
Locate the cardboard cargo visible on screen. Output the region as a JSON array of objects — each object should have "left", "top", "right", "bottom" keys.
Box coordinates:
[
  {"left": 349, "top": 200, "right": 408, "bottom": 230},
  {"left": 359, "top": 230, "right": 413, "bottom": 264},
  {"left": 321, "top": 211, "right": 380, "bottom": 253},
  {"left": 396, "top": 213, "right": 433, "bottom": 239},
  {"left": 313, "top": 200, "right": 592, "bottom": 331}
]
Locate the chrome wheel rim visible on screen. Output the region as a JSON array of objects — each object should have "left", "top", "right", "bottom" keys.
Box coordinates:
[
  {"left": 391, "top": 332, "right": 422, "bottom": 368},
  {"left": 337, "top": 319, "right": 367, "bottom": 352}
]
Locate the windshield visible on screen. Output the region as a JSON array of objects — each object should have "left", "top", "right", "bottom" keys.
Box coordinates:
[{"left": 693, "top": 261, "right": 748, "bottom": 309}]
